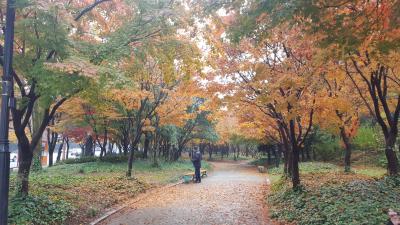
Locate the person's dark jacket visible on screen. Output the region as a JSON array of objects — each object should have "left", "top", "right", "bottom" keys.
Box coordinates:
[{"left": 192, "top": 151, "right": 202, "bottom": 168}]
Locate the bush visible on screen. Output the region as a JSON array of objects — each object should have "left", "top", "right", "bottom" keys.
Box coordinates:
[
  {"left": 311, "top": 131, "right": 342, "bottom": 161},
  {"left": 353, "top": 125, "right": 383, "bottom": 151},
  {"left": 8, "top": 195, "right": 72, "bottom": 225},
  {"left": 101, "top": 154, "right": 129, "bottom": 163},
  {"left": 62, "top": 156, "right": 97, "bottom": 164},
  {"left": 249, "top": 158, "right": 268, "bottom": 166},
  {"left": 269, "top": 177, "right": 400, "bottom": 225},
  {"left": 61, "top": 154, "right": 136, "bottom": 165}
]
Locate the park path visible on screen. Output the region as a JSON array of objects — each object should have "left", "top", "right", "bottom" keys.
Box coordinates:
[{"left": 99, "top": 161, "right": 272, "bottom": 225}]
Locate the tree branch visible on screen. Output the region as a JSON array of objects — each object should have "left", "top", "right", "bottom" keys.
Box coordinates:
[{"left": 74, "top": 0, "right": 112, "bottom": 21}]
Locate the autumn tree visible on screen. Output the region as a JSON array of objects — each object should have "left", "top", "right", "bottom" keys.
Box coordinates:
[
  {"left": 0, "top": 0, "right": 100, "bottom": 196},
  {"left": 107, "top": 33, "right": 202, "bottom": 175},
  {"left": 252, "top": 0, "right": 400, "bottom": 175},
  {"left": 205, "top": 14, "right": 320, "bottom": 188},
  {"left": 318, "top": 64, "right": 362, "bottom": 172}
]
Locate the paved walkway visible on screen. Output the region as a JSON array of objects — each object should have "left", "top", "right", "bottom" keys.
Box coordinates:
[{"left": 100, "top": 161, "right": 272, "bottom": 225}]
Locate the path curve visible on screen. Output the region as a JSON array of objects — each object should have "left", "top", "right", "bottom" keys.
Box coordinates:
[{"left": 100, "top": 161, "right": 272, "bottom": 225}]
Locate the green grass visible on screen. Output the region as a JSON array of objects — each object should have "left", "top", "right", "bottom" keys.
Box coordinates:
[
  {"left": 267, "top": 161, "right": 398, "bottom": 225},
  {"left": 268, "top": 174, "right": 282, "bottom": 185},
  {"left": 268, "top": 162, "right": 340, "bottom": 175},
  {"left": 266, "top": 162, "right": 386, "bottom": 180},
  {"left": 9, "top": 159, "right": 209, "bottom": 224},
  {"left": 353, "top": 166, "right": 387, "bottom": 178}
]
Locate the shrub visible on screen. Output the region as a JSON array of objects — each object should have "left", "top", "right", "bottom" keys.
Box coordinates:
[
  {"left": 78, "top": 167, "right": 85, "bottom": 174},
  {"left": 311, "top": 131, "right": 342, "bottom": 161},
  {"left": 8, "top": 195, "right": 72, "bottom": 225},
  {"left": 62, "top": 156, "right": 97, "bottom": 164},
  {"left": 86, "top": 207, "right": 99, "bottom": 217},
  {"left": 60, "top": 154, "right": 135, "bottom": 165},
  {"left": 101, "top": 154, "right": 129, "bottom": 163},
  {"left": 249, "top": 158, "right": 268, "bottom": 166},
  {"left": 353, "top": 125, "right": 383, "bottom": 151}
]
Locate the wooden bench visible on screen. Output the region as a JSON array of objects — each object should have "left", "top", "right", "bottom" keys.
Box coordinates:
[
  {"left": 201, "top": 169, "right": 207, "bottom": 177},
  {"left": 258, "top": 166, "right": 266, "bottom": 173},
  {"left": 184, "top": 169, "right": 208, "bottom": 181}
]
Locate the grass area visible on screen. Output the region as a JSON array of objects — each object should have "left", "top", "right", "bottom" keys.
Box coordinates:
[
  {"left": 267, "top": 161, "right": 399, "bottom": 225},
  {"left": 268, "top": 162, "right": 340, "bottom": 174},
  {"left": 9, "top": 159, "right": 210, "bottom": 225}
]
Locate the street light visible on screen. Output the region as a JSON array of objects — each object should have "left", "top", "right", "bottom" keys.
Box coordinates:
[{"left": 0, "top": 0, "right": 16, "bottom": 224}]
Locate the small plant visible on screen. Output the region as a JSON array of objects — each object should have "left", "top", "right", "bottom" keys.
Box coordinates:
[
  {"left": 63, "top": 156, "right": 98, "bottom": 164},
  {"left": 8, "top": 195, "right": 72, "bottom": 225},
  {"left": 78, "top": 167, "right": 85, "bottom": 174},
  {"left": 101, "top": 154, "right": 129, "bottom": 163},
  {"left": 87, "top": 207, "right": 99, "bottom": 217}
]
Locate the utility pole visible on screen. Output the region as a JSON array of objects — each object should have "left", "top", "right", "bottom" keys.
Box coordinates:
[{"left": 0, "top": 0, "right": 16, "bottom": 223}]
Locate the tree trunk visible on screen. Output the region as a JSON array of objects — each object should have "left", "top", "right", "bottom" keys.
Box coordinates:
[
  {"left": 312, "top": 147, "right": 317, "bottom": 161},
  {"left": 305, "top": 146, "right": 311, "bottom": 161},
  {"left": 108, "top": 142, "right": 114, "bottom": 155},
  {"left": 152, "top": 140, "right": 159, "bottom": 166},
  {"left": 208, "top": 144, "right": 213, "bottom": 160},
  {"left": 291, "top": 145, "right": 300, "bottom": 189},
  {"left": 123, "top": 145, "right": 128, "bottom": 156},
  {"left": 289, "top": 119, "right": 300, "bottom": 189},
  {"left": 287, "top": 147, "right": 293, "bottom": 177},
  {"left": 340, "top": 127, "right": 352, "bottom": 172},
  {"left": 173, "top": 145, "right": 183, "bottom": 161},
  {"left": 31, "top": 103, "right": 43, "bottom": 171},
  {"left": 232, "top": 144, "right": 237, "bottom": 161},
  {"left": 16, "top": 138, "right": 32, "bottom": 197},
  {"left": 116, "top": 142, "right": 121, "bottom": 155},
  {"left": 117, "top": 143, "right": 122, "bottom": 155},
  {"left": 267, "top": 148, "right": 271, "bottom": 164},
  {"left": 127, "top": 133, "right": 142, "bottom": 177},
  {"left": 385, "top": 134, "right": 399, "bottom": 175},
  {"left": 12, "top": 82, "right": 68, "bottom": 197},
  {"left": 300, "top": 148, "right": 305, "bottom": 162},
  {"left": 99, "top": 136, "right": 107, "bottom": 160},
  {"left": 48, "top": 151, "right": 53, "bottom": 167},
  {"left": 47, "top": 130, "right": 58, "bottom": 167},
  {"left": 56, "top": 137, "right": 65, "bottom": 163},
  {"left": 65, "top": 137, "right": 70, "bottom": 159},
  {"left": 84, "top": 135, "right": 94, "bottom": 156},
  {"left": 275, "top": 145, "right": 281, "bottom": 167},
  {"left": 127, "top": 147, "right": 135, "bottom": 177},
  {"left": 143, "top": 133, "right": 150, "bottom": 159}
]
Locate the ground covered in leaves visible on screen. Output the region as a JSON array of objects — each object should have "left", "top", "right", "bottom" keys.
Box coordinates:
[
  {"left": 8, "top": 159, "right": 208, "bottom": 225},
  {"left": 101, "top": 161, "right": 271, "bottom": 225},
  {"left": 267, "top": 162, "right": 399, "bottom": 225}
]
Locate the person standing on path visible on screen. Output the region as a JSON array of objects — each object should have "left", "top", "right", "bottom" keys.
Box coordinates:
[{"left": 191, "top": 147, "right": 202, "bottom": 183}]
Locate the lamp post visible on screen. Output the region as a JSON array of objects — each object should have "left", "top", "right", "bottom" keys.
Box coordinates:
[{"left": 0, "top": 0, "right": 16, "bottom": 223}]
